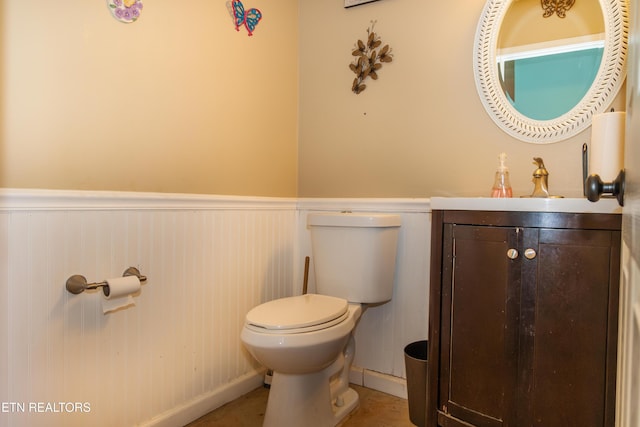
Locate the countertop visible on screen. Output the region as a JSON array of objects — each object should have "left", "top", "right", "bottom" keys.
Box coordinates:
[{"left": 430, "top": 197, "right": 622, "bottom": 214}]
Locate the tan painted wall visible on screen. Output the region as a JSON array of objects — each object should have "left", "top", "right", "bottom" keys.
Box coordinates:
[
  {"left": 1, "top": 0, "right": 623, "bottom": 199},
  {"left": 1, "top": 0, "right": 298, "bottom": 196},
  {"left": 298, "top": 0, "right": 624, "bottom": 198}
]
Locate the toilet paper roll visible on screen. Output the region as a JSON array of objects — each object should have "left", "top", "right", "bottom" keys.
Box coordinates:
[
  {"left": 589, "top": 111, "right": 625, "bottom": 182},
  {"left": 102, "top": 275, "right": 141, "bottom": 314}
]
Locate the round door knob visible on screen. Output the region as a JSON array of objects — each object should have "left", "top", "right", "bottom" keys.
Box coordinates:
[
  {"left": 507, "top": 249, "right": 519, "bottom": 259},
  {"left": 585, "top": 170, "right": 625, "bottom": 207},
  {"left": 524, "top": 248, "right": 537, "bottom": 259}
]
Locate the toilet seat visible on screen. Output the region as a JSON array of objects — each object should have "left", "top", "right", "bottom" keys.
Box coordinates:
[{"left": 245, "top": 294, "right": 349, "bottom": 334}]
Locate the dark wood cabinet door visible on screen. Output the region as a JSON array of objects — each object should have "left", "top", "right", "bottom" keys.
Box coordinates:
[
  {"left": 439, "top": 224, "right": 521, "bottom": 427},
  {"left": 429, "top": 211, "right": 621, "bottom": 427},
  {"left": 519, "top": 228, "right": 620, "bottom": 427}
]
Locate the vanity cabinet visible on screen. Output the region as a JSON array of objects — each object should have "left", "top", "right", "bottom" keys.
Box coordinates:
[{"left": 427, "top": 210, "right": 621, "bottom": 427}]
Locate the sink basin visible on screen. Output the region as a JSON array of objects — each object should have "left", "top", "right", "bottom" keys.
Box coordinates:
[{"left": 430, "top": 197, "right": 621, "bottom": 214}]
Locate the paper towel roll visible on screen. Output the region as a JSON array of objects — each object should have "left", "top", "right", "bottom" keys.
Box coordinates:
[
  {"left": 102, "top": 275, "right": 141, "bottom": 314},
  {"left": 590, "top": 111, "right": 625, "bottom": 182}
]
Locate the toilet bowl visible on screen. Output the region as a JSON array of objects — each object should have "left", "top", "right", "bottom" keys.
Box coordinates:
[
  {"left": 241, "top": 294, "right": 363, "bottom": 427},
  {"left": 240, "top": 212, "right": 401, "bottom": 427}
]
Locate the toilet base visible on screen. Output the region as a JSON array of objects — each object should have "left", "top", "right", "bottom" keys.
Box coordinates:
[
  {"left": 333, "top": 387, "right": 359, "bottom": 425},
  {"left": 263, "top": 371, "right": 359, "bottom": 427}
]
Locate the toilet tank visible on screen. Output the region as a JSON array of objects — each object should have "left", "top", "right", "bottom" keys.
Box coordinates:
[{"left": 307, "top": 212, "right": 401, "bottom": 303}]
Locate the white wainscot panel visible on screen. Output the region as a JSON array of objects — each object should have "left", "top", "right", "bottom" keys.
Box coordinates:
[
  {"left": 0, "top": 190, "right": 296, "bottom": 427},
  {"left": 0, "top": 192, "right": 431, "bottom": 426}
]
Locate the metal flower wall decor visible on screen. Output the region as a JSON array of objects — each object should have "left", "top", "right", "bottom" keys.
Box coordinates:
[
  {"left": 541, "top": 0, "right": 576, "bottom": 18},
  {"left": 349, "top": 22, "right": 393, "bottom": 94}
]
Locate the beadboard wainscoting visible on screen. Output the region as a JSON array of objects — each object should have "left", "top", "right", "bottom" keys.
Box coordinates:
[
  {"left": 0, "top": 190, "right": 431, "bottom": 426},
  {"left": 0, "top": 190, "right": 297, "bottom": 427}
]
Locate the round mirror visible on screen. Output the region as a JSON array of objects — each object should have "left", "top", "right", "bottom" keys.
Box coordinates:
[{"left": 473, "top": 0, "right": 628, "bottom": 143}]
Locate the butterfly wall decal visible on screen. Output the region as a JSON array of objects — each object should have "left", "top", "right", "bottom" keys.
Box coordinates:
[{"left": 232, "top": 0, "right": 262, "bottom": 36}]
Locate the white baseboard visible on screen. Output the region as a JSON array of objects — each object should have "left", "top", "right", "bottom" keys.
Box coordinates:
[
  {"left": 349, "top": 366, "right": 408, "bottom": 399},
  {"left": 139, "top": 370, "right": 265, "bottom": 427},
  {"left": 139, "top": 366, "right": 405, "bottom": 427}
]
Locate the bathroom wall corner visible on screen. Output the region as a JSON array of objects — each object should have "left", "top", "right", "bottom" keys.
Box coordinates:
[{"left": 362, "top": 369, "right": 408, "bottom": 400}]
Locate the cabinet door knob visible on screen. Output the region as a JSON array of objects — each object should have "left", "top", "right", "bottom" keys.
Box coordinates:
[
  {"left": 507, "top": 248, "right": 519, "bottom": 259},
  {"left": 524, "top": 248, "right": 537, "bottom": 259}
]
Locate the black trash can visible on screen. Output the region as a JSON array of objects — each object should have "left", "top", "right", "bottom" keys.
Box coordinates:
[{"left": 404, "top": 340, "right": 428, "bottom": 427}]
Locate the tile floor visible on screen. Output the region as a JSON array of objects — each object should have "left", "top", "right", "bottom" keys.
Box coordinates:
[{"left": 185, "top": 384, "right": 416, "bottom": 427}]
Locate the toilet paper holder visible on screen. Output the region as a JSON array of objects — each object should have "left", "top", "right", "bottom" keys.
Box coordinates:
[{"left": 66, "top": 267, "right": 147, "bottom": 295}]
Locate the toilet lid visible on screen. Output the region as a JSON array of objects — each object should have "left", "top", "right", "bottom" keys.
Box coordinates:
[{"left": 246, "top": 294, "right": 348, "bottom": 332}]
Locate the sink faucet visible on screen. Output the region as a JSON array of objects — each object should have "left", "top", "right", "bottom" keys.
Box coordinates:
[{"left": 531, "top": 157, "right": 550, "bottom": 198}]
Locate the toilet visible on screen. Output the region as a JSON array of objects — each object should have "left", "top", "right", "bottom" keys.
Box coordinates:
[{"left": 241, "top": 212, "right": 401, "bottom": 427}]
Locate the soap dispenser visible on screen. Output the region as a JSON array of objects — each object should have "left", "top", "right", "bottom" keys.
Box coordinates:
[{"left": 491, "top": 152, "right": 513, "bottom": 198}]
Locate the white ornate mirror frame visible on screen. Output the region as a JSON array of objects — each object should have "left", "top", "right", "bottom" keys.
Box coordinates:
[{"left": 473, "top": 0, "right": 629, "bottom": 143}]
